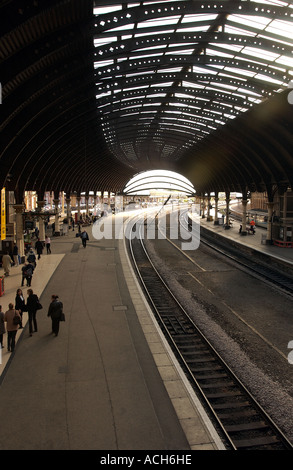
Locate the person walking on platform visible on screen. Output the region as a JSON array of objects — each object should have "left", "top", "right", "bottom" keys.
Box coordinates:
[
  {"left": 81, "top": 229, "right": 89, "bottom": 248},
  {"left": 26, "top": 289, "right": 40, "bottom": 336},
  {"left": 22, "top": 262, "right": 34, "bottom": 287},
  {"left": 4, "top": 303, "right": 21, "bottom": 352},
  {"left": 0, "top": 305, "right": 5, "bottom": 349},
  {"left": 45, "top": 235, "right": 51, "bottom": 254},
  {"left": 47, "top": 295, "right": 64, "bottom": 337},
  {"left": 35, "top": 238, "right": 43, "bottom": 260},
  {"left": 2, "top": 251, "right": 13, "bottom": 276},
  {"left": 27, "top": 249, "right": 36, "bottom": 268},
  {"left": 15, "top": 288, "right": 26, "bottom": 329}
]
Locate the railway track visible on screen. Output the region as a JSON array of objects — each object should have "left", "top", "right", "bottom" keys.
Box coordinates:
[
  {"left": 185, "top": 212, "right": 293, "bottom": 296},
  {"left": 128, "top": 216, "right": 293, "bottom": 451}
]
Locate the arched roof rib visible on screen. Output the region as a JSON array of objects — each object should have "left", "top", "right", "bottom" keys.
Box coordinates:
[{"left": 1, "top": 1, "right": 293, "bottom": 198}]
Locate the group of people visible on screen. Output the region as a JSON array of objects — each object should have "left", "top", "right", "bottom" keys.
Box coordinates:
[
  {"left": 1, "top": 236, "right": 52, "bottom": 279},
  {"left": 20, "top": 236, "right": 51, "bottom": 287},
  {"left": 0, "top": 291, "right": 64, "bottom": 353}
]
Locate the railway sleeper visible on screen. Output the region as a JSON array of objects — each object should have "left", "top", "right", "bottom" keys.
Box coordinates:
[
  {"left": 232, "top": 435, "right": 281, "bottom": 449},
  {"left": 198, "top": 381, "right": 236, "bottom": 390},
  {"left": 217, "top": 409, "right": 260, "bottom": 420},
  {"left": 213, "top": 401, "right": 251, "bottom": 410},
  {"left": 225, "top": 421, "right": 269, "bottom": 433},
  {"left": 183, "top": 350, "right": 213, "bottom": 357},
  {"left": 179, "top": 342, "right": 208, "bottom": 350},
  {"left": 205, "top": 390, "right": 244, "bottom": 399},
  {"left": 191, "top": 365, "right": 223, "bottom": 373},
  {"left": 188, "top": 361, "right": 218, "bottom": 371},
  {"left": 194, "top": 373, "right": 229, "bottom": 380},
  {"left": 175, "top": 334, "right": 200, "bottom": 342}
]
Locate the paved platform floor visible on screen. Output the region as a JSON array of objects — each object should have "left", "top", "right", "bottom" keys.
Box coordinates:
[
  {"left": 0, "top": 225, "right": 222, "bottom": 451},
  {"left": 199, "top": 210, "right": 293, "bottom": 266}
]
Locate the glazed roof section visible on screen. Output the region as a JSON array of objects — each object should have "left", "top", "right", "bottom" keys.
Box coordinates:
[{"left": 93, "top": 0, "right": 293, "bottom": 168}]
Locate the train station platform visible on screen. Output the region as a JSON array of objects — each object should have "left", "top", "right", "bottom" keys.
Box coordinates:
[
  {"left": 0, "top": 223, "right": 223, "bottom": 451},
  {"left": 199, "top": 212, "right": 293, "bottom": 269}
]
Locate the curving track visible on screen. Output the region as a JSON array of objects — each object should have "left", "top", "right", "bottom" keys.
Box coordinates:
[{"left": 127, "top": 214, "right": 293, "bottom": 451}]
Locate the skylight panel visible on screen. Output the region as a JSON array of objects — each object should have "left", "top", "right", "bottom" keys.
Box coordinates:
[
  {"left": 229, "top": 15, "right": 271, "bottom": 30},
  {"left": 123, "top": 85, "right": 149, "bottom": 92},
  {"left": 241, "top": 46, "right": 280, "bottom": 61},
  {"left": 205, "top": 48, "right": 235, "bottom": 59},
  {"left": 181, "top": 14, "right": 218, "bottom": 23},
  {"left": 210, "top": 82, "right": 238, "bottom": 91},
  {"left": 237, "top": 88, "right": 262, "bottom": 97},
  {"left": 134, "top": 29, "right": 174, "bottom": 38},
  {"left": 249, "top": 0, "right": 289, "bottom": 5},
  {"left": 166, "top": 48, "right": 194, "bottom": 55},
  {"left": 157, "top": 67, "right": 184, "bottom": 73},
  {"left": 94, "top": 37, "right": 117, "bottom": 47},
  {"left": 266, "top": 19, "right": 293, "bottom": 39},
  {"left": 254, "top": 73, "right": 285, "bottom": 84},
  {"left": 218, "top": 72, "right": 248, "bottom": 82},
  {"left": 224, "top": 24, "right": 258, "bottom": 36},
  {"left": 150, "top": 81, "right": 173, "bottom": 87},
  {"left": 224, "top": 66, "right": 256, "bottom": 77},
  {"left": 96, "top": 91, "right": 111, "bottom": 100},
  {"left": 148, "top": 93, "right": 167, "bottom": 98},
  {"left": 94, "top": 60, "right": 114, "bottom": 69},
  {"left": 191, "top": 66, "right": 218, "bottom": 75},
  {"left": 107, "top": 23, "right": 135, "bottom": 33},
  {"left": 137, "top": 15, "right": 180, "bottom": 28},
  {"left": 94, "top": 6, "right": 122, "bottom": 15},
  {"left": 177, "top": 25, "right": 210, "bottom": 33},
  {"left": 224, "top": 113, "right": 237, "bottom": 119},
  {"left": 175, "top": 92, "right": 198, "bottom": 99},
  {"left": 275, "top": 55, "right": 293, "bottom": 67}
]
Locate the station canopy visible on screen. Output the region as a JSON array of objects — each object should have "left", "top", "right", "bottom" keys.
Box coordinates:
[
  {"left": 94, "top": 0, "right": 293, "bottom": 193},
  {"left": 123, "top": 169, "right": 196, "bottom": 195},
  {"left": 1, "top": 1, "right": 293, "bottom": 199}
]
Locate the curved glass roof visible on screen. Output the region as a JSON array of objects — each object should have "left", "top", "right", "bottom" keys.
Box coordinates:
[
  {"left": 123, "top": 169, "right": 195, "bottom": 195},
  {"left": 94, "top": 1, "right": 293, "bottom": 170}
]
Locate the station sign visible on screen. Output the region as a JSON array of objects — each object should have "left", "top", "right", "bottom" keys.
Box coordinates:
[{"left": 1, "top": 188, "right": 5, "bottom": 240}]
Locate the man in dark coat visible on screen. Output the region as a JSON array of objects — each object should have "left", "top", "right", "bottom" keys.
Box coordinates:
[
  {"left": 47, "top": 295, "right": 63, "bottom": 337},
  {"left": 26, "top": 289, "right": 40, "bottom": 336},
  {"left": 35, "top": 238, "right": 43, "bottom": 259}
]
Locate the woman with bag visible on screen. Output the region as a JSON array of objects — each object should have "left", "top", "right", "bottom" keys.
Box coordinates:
[
  {"left": 15, "top": 288, "right": 26, "bottom": 329},
  {"left": 47, "top": 295, "right": 64, "bottom": 337},
  {"left": 4, "top": 303, "right": 21, "bottom": 352},
  {"left": 26, "top": 289, "right": 41, "bottom": 337}
]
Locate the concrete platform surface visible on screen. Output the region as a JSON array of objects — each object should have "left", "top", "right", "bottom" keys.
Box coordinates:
[{"left": 0, "top": 225, "right": 221, "bottom": 451}]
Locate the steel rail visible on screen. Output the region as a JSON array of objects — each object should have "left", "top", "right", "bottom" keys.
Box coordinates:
[{"left": 127, "top": 213, "right": 293, "bottom": 451}]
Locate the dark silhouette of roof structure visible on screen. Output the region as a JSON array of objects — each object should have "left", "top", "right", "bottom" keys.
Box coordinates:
[{"left": 1, "top": 0, "right": 293, "bottom": 200}]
